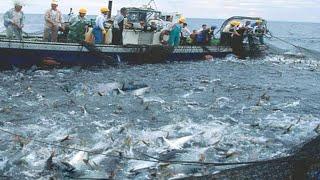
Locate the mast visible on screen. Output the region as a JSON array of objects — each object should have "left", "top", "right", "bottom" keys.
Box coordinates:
[
  {"left": 108, "top": 0, "right": 113, "bottom": 18},
  {"left": 147, "top": 0, "right": 158, "bottom": 10}
]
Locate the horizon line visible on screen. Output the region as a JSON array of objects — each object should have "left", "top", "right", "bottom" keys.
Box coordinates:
[{"left": 0, "top": 13, "right": 319, "bottom": 24}]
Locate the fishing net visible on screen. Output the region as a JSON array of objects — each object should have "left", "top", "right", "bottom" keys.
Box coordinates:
[
  {"left": 266, "top": 33, "right": 320, "bottom": 60},
  {"left": 80, "top": 41, "right": 117, "bottom": 65},
  {"left": 131, "top": 44, "right": 174, "bottom": 63},
  {"left": 184, "top": 135, "right": 320, "bottom": 179}
]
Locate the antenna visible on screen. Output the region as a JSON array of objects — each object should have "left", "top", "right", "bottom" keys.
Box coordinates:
[{"left": 67, "top": 8, "right": 74, "bottom": 22}]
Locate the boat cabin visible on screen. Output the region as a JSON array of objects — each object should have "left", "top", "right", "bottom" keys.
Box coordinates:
[
  {"left": 160, "top": 12, "right": 182, "bottom": 23},
  {"left": 123, "top": 6, "right": 164, "bottom": 45}
]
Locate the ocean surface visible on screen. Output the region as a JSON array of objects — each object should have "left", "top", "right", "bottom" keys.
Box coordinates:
[{"left": 0, "top": 14, "right": 320, "bottom": 179}]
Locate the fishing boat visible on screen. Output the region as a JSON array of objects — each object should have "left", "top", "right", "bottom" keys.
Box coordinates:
[{"left": 0, "top": 1, "right": 268, "bottom": 67}]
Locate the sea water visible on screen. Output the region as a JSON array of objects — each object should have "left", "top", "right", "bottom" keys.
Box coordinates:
[{"left": 0, "top": 14, "right": 320, "bottom": 179}]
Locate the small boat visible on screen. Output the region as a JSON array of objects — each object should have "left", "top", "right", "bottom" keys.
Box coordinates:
[{"left": 0, "top": 2, "right": 267, "bottom": 68}]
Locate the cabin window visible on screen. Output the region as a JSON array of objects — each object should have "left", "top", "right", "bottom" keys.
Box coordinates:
[{"left": 127, "top": 12, "right": 147, "bottom": 23}]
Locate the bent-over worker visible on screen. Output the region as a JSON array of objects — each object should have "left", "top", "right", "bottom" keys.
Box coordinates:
[
  {"left": 93, "top": 7, "right": 109, "bottom": 44},
  {"left": 68, "top": 7, "right": 88, "bottom": 43},
  {"left": 231, "top": 22, "right": 246, "bottom": 59},
  {"left": 220, "top": 21, "right": 240, "bottom": 45}
]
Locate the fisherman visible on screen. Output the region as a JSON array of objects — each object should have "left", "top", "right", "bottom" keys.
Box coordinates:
[
  {"left": 208, "top": 26, "right": 217, "bottom": 39},
  {"left": 67, "top": 8, "right": 88, "bottom": 43},
  {"left": 180, "top": 23, "right": 191, "bottom": 45},
  {"left": 198, "top": 24, "right": 208, "bottom": 33},
  {"left": 168, "top": 17, "right": 186, "bottom": 47},
  {"left": 251, "top": 19, "right": 265, "bottom": 44},
  {"left": 208, "top": 26, "right": 218, "bottom": 45},
  {"left": 112, "top": 7, "right": 127, "bottom": 45},
  {"left": 139, "top": 21, "right": 148, "bottom": 31},
  {"left": 92, "top": 7, "right": 109, "bottom": 44},
  {"left": 220, "top": 21, "right": 240, "bottom": 45},
  {"left": 3, "top": 2, "right": 25, "bottom": 40},
  {"left": 190, "top": 30, "right": 198, "bottom": 45},
  {"left": 196, "top": 24, "right": 210, "bottom": 45},
  {"left": 150, "top": 21, "right": 158, "bottom": 31},
  {"left": 244, "top": 21, "right": 252, "bottom": 29},
  {"left": 164, "top": 16, "right": 174, "bottom": 30},
  {"left": 231, "top": 23, "right": 246, "bottom": 59},
  {"left": 43, "top": 0, "right": 64, "bottom": 42},
  {"left": 223, "top": 21, "right": 240, "bottom": 33},
  {"left": 243, "top": 21, "right": 255, "bottom": 49}
]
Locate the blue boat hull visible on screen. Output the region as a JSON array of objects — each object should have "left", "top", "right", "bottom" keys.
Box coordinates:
[{"left": 0, "top": 39, "right": 233, "bottom": 67}]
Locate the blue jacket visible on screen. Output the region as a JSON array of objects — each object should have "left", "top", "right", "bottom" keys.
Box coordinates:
[{"left": 3, "top": 9, "right": 25, "bottom": 27}]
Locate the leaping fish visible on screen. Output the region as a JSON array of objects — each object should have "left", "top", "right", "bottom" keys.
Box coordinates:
[{"left": 162, "top": 135, "right": 194, "bottom": 150}]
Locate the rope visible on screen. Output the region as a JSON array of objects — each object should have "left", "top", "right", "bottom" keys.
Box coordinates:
[
  {"left": 267, "top": 32, "right": 320, "bottom": 58},
  {"left": 273, "top": 37, "right": 320, "bottom": 40},
  {"left": 0, "top": 127, "right": 300, "bottom": 167}
]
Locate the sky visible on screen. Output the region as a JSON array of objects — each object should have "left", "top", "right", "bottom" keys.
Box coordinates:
[{"left": 0, "top": 0, "right": 319, "bottom": 22}]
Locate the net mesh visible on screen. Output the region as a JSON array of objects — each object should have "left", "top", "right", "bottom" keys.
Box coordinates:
[{"left": 185, "top": 136, "right": 320, "bottom": 179}]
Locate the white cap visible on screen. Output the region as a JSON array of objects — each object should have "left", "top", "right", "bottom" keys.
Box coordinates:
[
  {"left": 13, "top": 0, "right": 24, "bottom": 6},
  {"left": 51, "top": 0, "right": 58, "bottom": 5}
]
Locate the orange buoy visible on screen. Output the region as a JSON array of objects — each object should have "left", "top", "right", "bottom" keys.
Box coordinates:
[
  {"left": 204, "top": 55, "right": 214, "bottom": 61},
  {"left": 42, "top": 59, "right": 61, "bottom": 66}
]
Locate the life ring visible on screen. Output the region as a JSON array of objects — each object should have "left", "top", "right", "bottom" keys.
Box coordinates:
[{"left": 159, "top": 30, "right": 170, "bottom": 45}]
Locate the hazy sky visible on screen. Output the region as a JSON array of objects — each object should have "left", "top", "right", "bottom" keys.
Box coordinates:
[{"left": 0, "top": 0, "right": 319, "bottom": 22}]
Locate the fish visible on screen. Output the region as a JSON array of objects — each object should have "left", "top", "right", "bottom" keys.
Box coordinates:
[
  {"left": 284, "top": 124, "right": 294, "bottom": 134},
  {"left": 96, "top": 82, "right": 123, "bottom": 96},
  {"left": 141, "top": 96, "right": 165, "bottom": 104},
  {"left": 98, "top": 157, "right": 122, "bottom": 178},
  {"left": 96, "top": 82, "right": 150, "bottom": 96},
  {"left": 181, "top": 135, "right": 320, "bottom": 179},
  {"left": 45, "top": 151, "right": 76, "bottom": 174},
  {"left": 162, "top": 135, "right": 194, "bottom": 150},
  {"left": 131, "top": 87, "right": 151, "bottom": 97},
  {"left": 14, "top": 135, "right": 29, "bottom": 149},
  {"left": 314, "top": 124, "right": 320, "bottom": 134},
  {"left": 69, "top": 151, "right": 89, "bottom": 169},
  {"left": 59, "top": 135, "right": 71, "bottom": 143},
  {"left": 128, "top": 160, "right": 157, "bottom": 174},
  {"left": 80, "top": 105, "right": 88, "bottom": 116},
  {"left": 283, "top": 51, "right": 307, "bottom": 58},
  {"left": 225, "top": 148, "right": 239, "bottom": 159},
  {"left": 199, "top": 154, "right": 206, "bottom": 162},
  {"left": 116, "top": 88, "right": 126, "bottom": 95},
  {"left": 45, "top": 151, "right": 55, "bottom": 171},
  {"left": 260, "top": 92, "right": 270, "bottom": 101}
]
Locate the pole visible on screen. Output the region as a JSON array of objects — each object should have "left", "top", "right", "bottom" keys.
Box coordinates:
[{"left": 108, "top": 0, "right": 113, "bottom": 19}]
